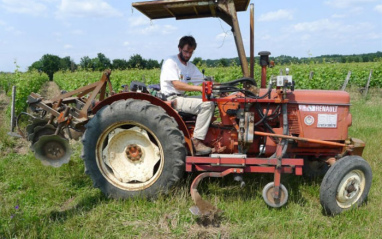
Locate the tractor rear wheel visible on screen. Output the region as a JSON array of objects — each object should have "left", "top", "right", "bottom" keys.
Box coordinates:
[
  {"left": 319, "top": 155, "right": 372, "bottom": 215},
  {"left": 82, "top": 99, "right": 186, "bottom": 199}
]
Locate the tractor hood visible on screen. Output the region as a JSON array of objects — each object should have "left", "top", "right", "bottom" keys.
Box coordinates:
[{"left": 258, "top": 89, "right": 351, "bottom": 105}]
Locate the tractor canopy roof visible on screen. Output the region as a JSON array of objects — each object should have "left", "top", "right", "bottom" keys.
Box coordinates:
[
  {"left": 132, "top": 0, "right": 250, "bottom": 20},
  {"left": 132, "top": 0, "right": 252, "bottom": 77}
]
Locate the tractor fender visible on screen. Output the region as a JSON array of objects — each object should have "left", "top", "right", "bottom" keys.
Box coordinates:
[{"left": 92, "top": 92, "right": 193, "bottom": 155}]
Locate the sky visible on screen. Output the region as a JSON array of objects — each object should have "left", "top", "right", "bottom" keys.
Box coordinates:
[{"left": 0, "top": 0, "right": 381, "bottom": 72}]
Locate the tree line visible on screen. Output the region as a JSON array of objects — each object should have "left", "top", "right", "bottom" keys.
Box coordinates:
[{"left": 28, "top": 53, "right": 161, "bottom": 81}]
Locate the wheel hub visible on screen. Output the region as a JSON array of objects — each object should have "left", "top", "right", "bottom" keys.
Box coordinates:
[
  {"left": 346, "top": 180, "right": 357, "bottom": 197},
  {"left": 43, "top": 141, "right": 65, "bottom": 159},
  {"left": 339, "top": 177, "right": 360, "bottom": 200},
  {"left": 102, "top": 127, "right": 160, "bottom": 184},
  {"left": 126, "top": 144, "right": 143, "bottom": 162},
  {"left": 336, "top": 170, "right": 365, "bottom": 208}
]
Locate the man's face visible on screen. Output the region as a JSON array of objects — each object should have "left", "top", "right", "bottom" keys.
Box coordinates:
[{"left": 178, "top": 44, "right": 195, "bottom": 63}]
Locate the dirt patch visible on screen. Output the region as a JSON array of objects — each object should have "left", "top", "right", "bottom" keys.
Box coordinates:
[
  {"left": 188, "top": 223, "right": 230, "bottom": 239},
  {"left": 154, "top": 211, "right": 229, "bottom": 239},
  {"left": 13, "top": 139, "right": 29, "bottom": 155},
  {"left": 0, "top": 93, "right": 8, "bottom": 123},
  {"left": 59, "top": 196, "right": 76, "bottom": 211},
  {"left": 39, "top": 81, "right": 61, "bottom": 99}
]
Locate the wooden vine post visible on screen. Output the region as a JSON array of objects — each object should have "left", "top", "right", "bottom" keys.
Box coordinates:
[
  {"left": 340, "top": 71, "right": 352, "bottom": 91},
  {"left": 363, "top": 70, "right": 373, "bottom": 98}
]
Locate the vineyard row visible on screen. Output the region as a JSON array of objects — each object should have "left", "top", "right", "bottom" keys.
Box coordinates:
[{"left": 0, "top": 62, "right": 380, "bottom": 115}]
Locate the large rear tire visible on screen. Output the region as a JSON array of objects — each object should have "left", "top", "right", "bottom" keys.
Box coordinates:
[
  {"left": 320, "top": 155, "right": 372, "bottom": 215},
  {"left": 82, "top": 99, "right": 186, "bottom": 199}
]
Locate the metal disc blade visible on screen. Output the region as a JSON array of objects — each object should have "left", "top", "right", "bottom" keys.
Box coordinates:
[
  {"left": 28, "top": 124, "right": 56, "bottom": 144},
  {"left": 26, "top": 118, "right": 48, "bottom": 137},
  {"left": 31, "top": 135, "right": 72, "bottom": 168}
]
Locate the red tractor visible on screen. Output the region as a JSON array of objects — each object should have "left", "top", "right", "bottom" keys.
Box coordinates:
[{"left": 18, "top": 0, "right": 371, "bottom": 216}]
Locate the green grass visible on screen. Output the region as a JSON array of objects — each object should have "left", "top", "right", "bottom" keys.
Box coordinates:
[{"left": 1, "top": 88, "right": 382, "bottom": 238}]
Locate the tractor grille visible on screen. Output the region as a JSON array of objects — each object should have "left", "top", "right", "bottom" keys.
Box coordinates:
[{"left": 288, "top": 105, "right": 300, "bottom": 135}]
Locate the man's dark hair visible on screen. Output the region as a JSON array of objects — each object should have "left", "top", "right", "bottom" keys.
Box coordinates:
[{"left": 178, "top": 36, "right": 197, "bottom": 49}]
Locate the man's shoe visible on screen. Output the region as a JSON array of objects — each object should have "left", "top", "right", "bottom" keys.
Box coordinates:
[{"left": 192, "top": 138, "right": 212, "bottom": 156}]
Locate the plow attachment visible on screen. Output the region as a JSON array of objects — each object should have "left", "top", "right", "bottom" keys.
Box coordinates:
[
  {"left": 187, "top": 153, "right": 304, "bottom": 215},
  {"left": 189, "top": 169, "right": 237, "bottom": 217},
  {"left": 11, "top": 70, "right": 114, "bottom": 167}
]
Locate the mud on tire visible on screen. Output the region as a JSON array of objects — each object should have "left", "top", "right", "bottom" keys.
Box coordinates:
[{"left": 82, "top": 99, "right": 186, "bottom": 199}]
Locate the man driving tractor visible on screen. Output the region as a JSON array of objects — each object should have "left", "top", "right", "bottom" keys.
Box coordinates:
[{"left": 160, "top": 36, "right": 214, "bottom": 155}]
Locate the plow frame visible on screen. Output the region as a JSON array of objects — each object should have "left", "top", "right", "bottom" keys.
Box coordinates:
[
  {"left": 187, "top": 141, "right": 304, "bottom": 206},
  {"left": 23, "top": 70, "right": 113, "bottom": 130}
]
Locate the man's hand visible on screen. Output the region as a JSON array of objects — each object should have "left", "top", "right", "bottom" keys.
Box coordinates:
[{"left": 172, "top": 80, "right": 202, "bottom": 92}]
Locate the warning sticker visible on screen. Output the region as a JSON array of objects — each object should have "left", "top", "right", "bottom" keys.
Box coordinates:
[
  {"left": 317, "top": 114, "right": 337, "bottom": 128},
  {"left": 304, "top": 115, "right": 315, "bottom": 126}
]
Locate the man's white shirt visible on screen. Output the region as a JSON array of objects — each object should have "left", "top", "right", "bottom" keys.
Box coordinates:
[{"left": 160, "top": 55, "right": 204, "bottom": 95}]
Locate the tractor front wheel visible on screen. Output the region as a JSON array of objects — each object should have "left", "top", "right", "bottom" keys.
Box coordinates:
[
  {"left": 319, "top": 155, "right": 372, "bottom": 215},
  {"left": 82, "top": 99, "right": 186, "bottom": 199}
]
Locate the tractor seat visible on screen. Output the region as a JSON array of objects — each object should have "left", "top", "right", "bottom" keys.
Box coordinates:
[
  {"left": 178, "top": 112, "right": 197, "bottom": 121},
  {"left": 148, "top": 84, "right": 161, "bottom": 91}
]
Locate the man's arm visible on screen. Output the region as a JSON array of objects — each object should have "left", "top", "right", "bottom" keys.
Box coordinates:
[{"left": 172, "top": 80, "right": 202, "bottom": 92}]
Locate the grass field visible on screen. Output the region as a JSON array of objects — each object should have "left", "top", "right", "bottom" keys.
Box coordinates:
[{"left": 0, "top": 81, "right": 382, "bottom": 237}]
